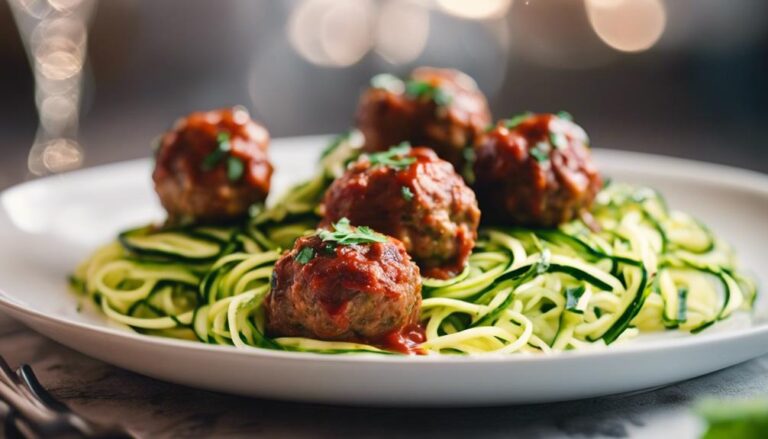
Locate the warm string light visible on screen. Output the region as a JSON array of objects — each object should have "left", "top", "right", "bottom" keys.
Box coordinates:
[
  {"left": 375, "top": 0, "right": 430, "bottom": 64},
  {"left": 288, "top": 0, "right": 375, "bottom": 67},
  {"left": 586, "top": 0, "right": 667, "bottom": 53},
  {"left": 10, "top": 0, "right": 669, "bottom": 175},
  {"left": 287, "top": 0, "right": 514, "bottom": 68},
  {"left": 9, "top": 0, "right": 94, "bottom": 175},
  {"left": 436, "top": 0, "right": 512, "bottom": 20}
]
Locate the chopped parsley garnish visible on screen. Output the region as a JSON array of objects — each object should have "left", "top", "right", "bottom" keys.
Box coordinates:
[
  {"left": 536, "top": 248, "right": 551, "bottom": 275},
  {"left": 367, "top": 142, "right": 415, "bottom": 170},
  {"left": 462, "top": 146, "right": 476, "bottom": 184},
  {"left": 370, "top": 73, "right": 405, "bottom": 93},
  {"left": 401, "top": 186, "right": 414, "bottom": 201},
  {"left": 405, "top": 80, "right": 452, "bottom": 106},
  {"left": 201, "top": 132, "right": 244, "bottom": 181},
  {"left": 549, "top": 132, "right": 567, "bottom": 150},
  {"left": 530, "top": 142, "right": 550, "bottom": 163},
  {"left": 565, "top": 285, "right": 587, "bottom": 313},
  {"left": 484, "top": 123, "right": 497, "bottom": 133},
  {"left": 556, "top": 110, "right": 573, "bottom": 121},
  {"left": 318, "top": 218, "right": 387, "bottom": 246},
  {"left": 199, "top": 132, "right": 246, "bottom": 181},
  {"left": 503, "top": 112, "right": 533, "bottom": 129},
  {"left": 201, "top": 132, "right": 230, "bottom": 170},
  {"left": 227, "top": 156, "right": 245, "bottom": 181},
  {"left": 295, "top": 247, "right": 315, "bottom": 264}
]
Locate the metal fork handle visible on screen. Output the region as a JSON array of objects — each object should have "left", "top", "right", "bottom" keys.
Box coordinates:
[
  {"left": 0, "top": 359, "right": 74, "bottom": 438},
  {"left": 0, "top": 357, "right": 132, "bottom": 438},
  {"left": 18, "top": 365, "right": 132, "bottom": 438}
]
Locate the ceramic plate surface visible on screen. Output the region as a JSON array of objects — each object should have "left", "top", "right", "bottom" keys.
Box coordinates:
[{"left": 1, "top": 136, "right": 767, "bottom": 406}]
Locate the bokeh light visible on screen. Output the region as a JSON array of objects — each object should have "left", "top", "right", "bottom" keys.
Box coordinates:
[
  {"left": 35, "top": 46, "right": 82, "bottom": 80},
  {"left": 28, "top": 138, "right": 83, "bottom": 175},
  {"left": 374, "top": 0, "right": 430, "bottom": 64},
  {"left": 586, "top": 0, "right": 667, "bottom": 53},
  {"left": 288, "top": 0, "right": 374, "bottom": 67},
  {"left": 321, "top": 0, "right": 375, "bottom": 66},
  {"left": 436, "top": 0, "right": 512, "bottom": 20},
  {"left": 39, "top": 95, "right": 78, "bottom": 133},
  {"left": 48, "top": 0, "right": 85, "bottom": 13},
  {"left": 12, "top": 0, "right": 53, "bottom": 20},
  {"left": 9, "top": 0, "right": 94, "bottom": 176}
]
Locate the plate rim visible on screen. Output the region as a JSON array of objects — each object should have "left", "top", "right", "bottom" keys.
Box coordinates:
[
  {"left": 2, "top": 286, "right": 768, "bottom": 367},
  {"left": 2, "top": 137, "right": 768, "bottom": 366}
]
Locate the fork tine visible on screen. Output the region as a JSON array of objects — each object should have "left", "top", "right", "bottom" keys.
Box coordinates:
[
  {"left": 15, "top": 364, "right": 134, "bottom": 439},
  {"left": 0, "top": 356, "right": 134, "bottom": 439},
  {"left": 0, "top": 356, "right": 48, "bottom": 413},
  {"left": 17, "top": 365, "right": 69, "bottom": 413},
  {"left": 0, "top": 356, "right": 21, "bottom": 388},
  {"left": 2, "top": 357, "right": 52, "bottom": 416},
  {"left": 0, "top": 359, "right": 72, "bottom": 438}
]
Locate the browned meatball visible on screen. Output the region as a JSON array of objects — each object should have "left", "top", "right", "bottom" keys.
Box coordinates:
[
  {"left": 321, "top": 146, "right": 480, "bottom": 279},
  {"left": 473, "top": 113, "right": 602, "bottom": 227},
  {"left": 266, "top": 230, "right": 423, "bottom": 353},
  {"left": 153, "top": 107, "right": 273, "bottom": 224},
  {"left": 356, "top": 67, "right": 491, "bottom": 171}
]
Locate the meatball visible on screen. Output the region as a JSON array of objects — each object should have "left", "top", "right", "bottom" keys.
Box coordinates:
[
  {"left": 356, "top": 67, "right": 492, "bottom": 171},
  {"left": 321, "top": 146, "right": 480, "bottom": 279},
  {"left": 473, "top": 113, "right": 602, "bottom": 227},
  {"left": 153, "top": 107, "right": 273, "bottom": 224},
  {"left": 266, "top": 231, "right": 422, "bottom": 353}
]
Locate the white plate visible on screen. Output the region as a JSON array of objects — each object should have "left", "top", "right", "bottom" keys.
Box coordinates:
[{"left": 1, "top": 136, "right": 767, "bottom": 406}]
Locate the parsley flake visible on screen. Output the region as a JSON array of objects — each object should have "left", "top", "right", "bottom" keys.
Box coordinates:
[
  {"left": 202, "top": 132, "right": 233, "bottom": 171},
  {"left": 202, "top": 149, "right": 226, "bottom": 170},
  {"left": 401, "top": 186, "right": 414, "bottom": 201},
  {"left": 503, "top": 112, "right": 533, "bottom": 129},
  {"left": 549, "top": 132, "right": 567, "bottom": 149},
  {"left": 462, "top": 147, "right": 477, "bottom": 183},
  {"left": 370, "top": 73, "right": 405, "bottom": 94},
  {"left": 295, "top": 247, "right": 315, "bottom": 264},
  {"left": 318, "top": 218, "right": 387, "bottom": 246},
  {"left": 556, "top": 110, "right": 573, "bottom": 121},
  {"left": 536, "top": 248, "right": 551, "bottom": 275},
  {"left": 405, "top": 80, "right": 452, "bottom": 106},
  {"left": 227, "top": 156, "right": 245, "bottom": 181},
  {"left": 433, "top": 88, "right": 452, "bottom": 106},
  {"left": 530, "top": 143, "right": 550, "bottom": 163},
  {"left": 367, "top": 142, "right": 415, "bottom": 170},
  {"left": 565, "top": 285, "right": 586, "bottom": 313}
]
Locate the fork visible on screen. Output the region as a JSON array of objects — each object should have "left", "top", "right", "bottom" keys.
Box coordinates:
[{"left": 0, "top": 356, "right": 133, "bottom": 438}]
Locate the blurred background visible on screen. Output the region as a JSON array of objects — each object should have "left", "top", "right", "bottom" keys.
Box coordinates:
[{"left": 1, "top": 0, "right": 767, "bottom": 190}]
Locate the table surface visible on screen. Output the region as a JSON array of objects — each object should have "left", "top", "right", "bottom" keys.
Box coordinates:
[{"left": 2, "top": 311, "right": 768, "bottom": 439}]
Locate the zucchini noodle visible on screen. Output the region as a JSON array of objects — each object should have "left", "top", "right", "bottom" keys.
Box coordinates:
[{"left": 70, "top": 135, "right": 758, "bottom": 355}]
